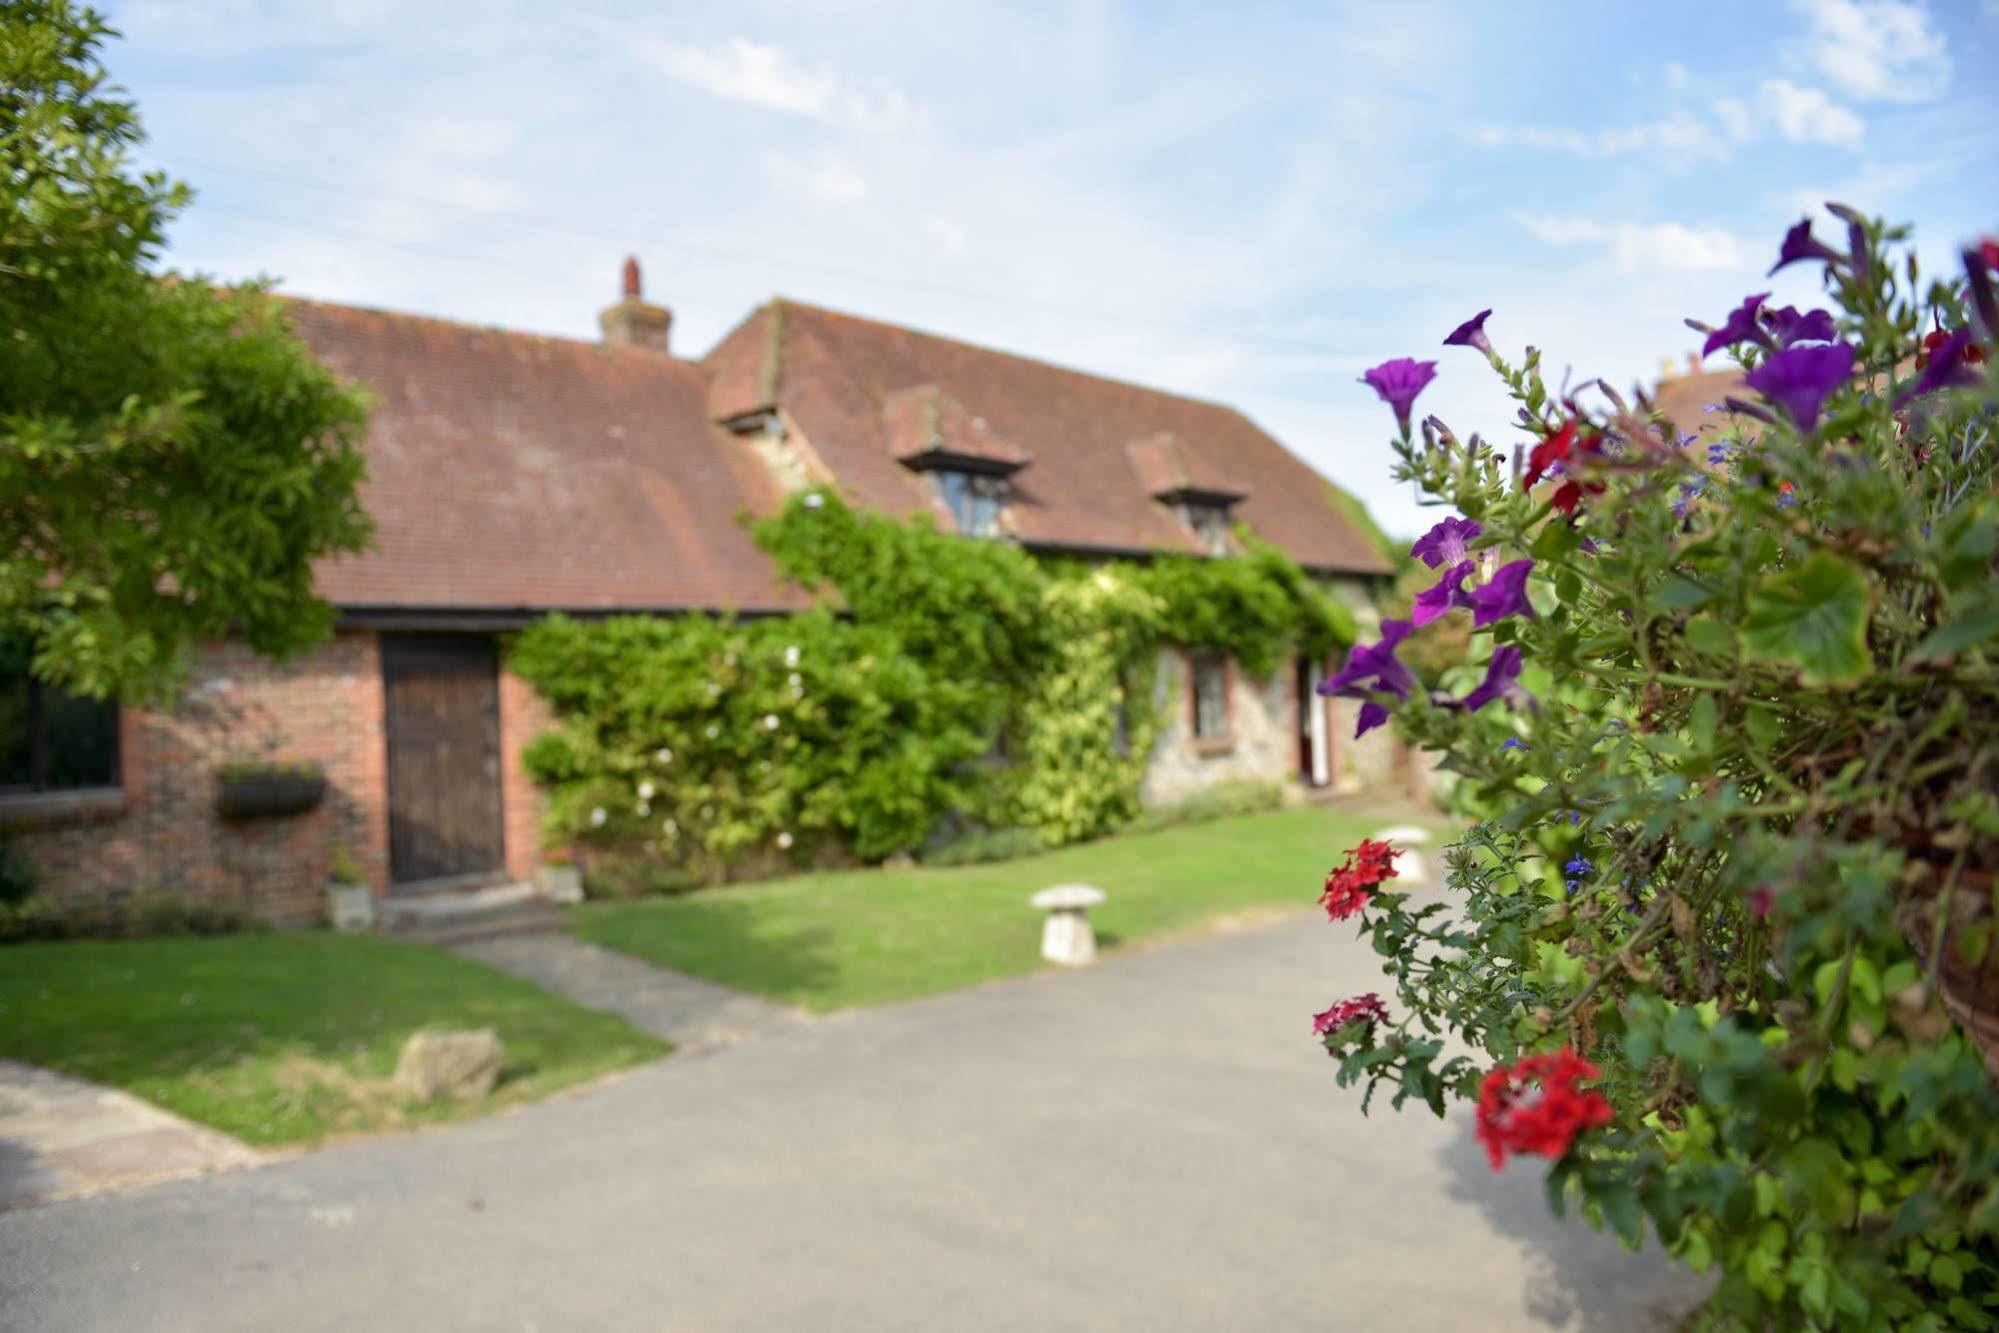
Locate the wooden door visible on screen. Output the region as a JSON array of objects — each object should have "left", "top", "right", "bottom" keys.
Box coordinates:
[{"left": 383, "top": 635, "right": 505, "bottom": 887}]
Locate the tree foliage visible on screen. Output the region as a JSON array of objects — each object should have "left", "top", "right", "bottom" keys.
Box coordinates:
[{"left": 0, "top": 1, "right": 372, "bottom": 700}]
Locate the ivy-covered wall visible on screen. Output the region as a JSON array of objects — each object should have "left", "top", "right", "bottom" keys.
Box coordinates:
[{"left": 509, "top": 490, "right": 1364, "bottom": 878}]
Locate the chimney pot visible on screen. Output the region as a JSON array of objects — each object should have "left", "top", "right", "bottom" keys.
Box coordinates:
[{"left": 600, "top": 254, "right": 672, "bottom": 353}]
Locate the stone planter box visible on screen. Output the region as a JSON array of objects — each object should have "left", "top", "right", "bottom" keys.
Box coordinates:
[
  {"left": 538, "top": 864, "right": 583, "bottom": 904},
  {"left": 215, "top": 769, "right": 326, "bottom": 820},
  {"left": 327, "top": 881, "right": 374, "bottom": 933}
]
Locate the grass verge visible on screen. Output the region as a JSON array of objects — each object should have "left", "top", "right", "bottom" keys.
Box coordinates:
[
  {"left": 571, "top": 805, "right": 1428, "bottom": 1013},
  {"left": 0, "top": 932, "right": 667, "bottom": 1147}
]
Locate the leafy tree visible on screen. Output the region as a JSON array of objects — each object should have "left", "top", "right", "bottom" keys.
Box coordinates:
[{"left": 0, "top": 1, "right": 372, "bottom": 701}]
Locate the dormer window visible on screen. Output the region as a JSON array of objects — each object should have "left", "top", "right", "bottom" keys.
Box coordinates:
[
  {"left": 934, "top": 469, "right": 1006, "bottom": 537},
  {"left": 1182, "top": 500, "right": 1231, "bottom": 556}
]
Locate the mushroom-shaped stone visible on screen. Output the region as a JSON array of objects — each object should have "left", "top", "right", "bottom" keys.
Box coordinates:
[
  {"left": 1029, "top": 883, "right": 1107, "bottom": 967},
  {"left": 1368, "top": 826, "right": 1432, "bottom": 884}
]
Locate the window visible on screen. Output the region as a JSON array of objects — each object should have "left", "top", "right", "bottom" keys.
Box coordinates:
[
  {"left": 1183, "top": 501, "right": 1231, "bottom": 556},
  {"left": 0, "top": 643, "right": 119, "bottom": 795},
  {"left": 1190, "top": 651, "right": 1230, "bottom": 743},
  {"left": 933, "top": 469, "right": 1005, "bottom": 537}
]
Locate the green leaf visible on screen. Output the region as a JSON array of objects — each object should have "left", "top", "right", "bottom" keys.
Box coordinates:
[
  {"left": 1647, "top": 575, "right": 1714, "bottom": 613},
  {"left": 1688, "top": 695, "right": 1717, "bottom": 753},
  {"left": 1908, "top": 608, "right": 1999, "bottom": 663},
  {"left": 1683, "top": 615, "right": 1735, "bottom": 658},
  {"left": 1740, "top": 553, "right": 1874, "bottom": 688},
  {"left": 1555, "top": 568, "right": 1582, "bottom": 605}
]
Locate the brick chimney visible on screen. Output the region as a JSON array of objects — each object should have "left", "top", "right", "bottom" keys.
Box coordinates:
[{"left": 599, "top": 255, "right": 672, "bottom": 352}]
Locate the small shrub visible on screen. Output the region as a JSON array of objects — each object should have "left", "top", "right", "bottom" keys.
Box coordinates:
[
  {"left": 921, "top": 825, "right": 1047, "bottom": 867},
  {"left": 0, "top": 890, "right": 266, "bottom": 944},
  {"left": 579, "top": 852, "right": 701, "bottom": 901},
  {"left": 1137, "top": 778, "right": 1289, "bottom": 832},
  {"left": 0, "top": 841, "right": 36, "bottom": 906},
  {"left": 327, "top": 843, "right": 365, "bottom": 885}
]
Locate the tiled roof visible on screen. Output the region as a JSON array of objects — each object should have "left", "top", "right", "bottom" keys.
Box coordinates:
[
  {"left": 881, "top": 384, "right": 1031, "bottom": 471},
  {"left": 705, "top": 300, "right": 1392, "bottom": 576},
  {"left": 288, "top": 300, "right": 809, "bottom": 615},
  {"left": 1650, "top": 369, "right": 1746, "bottom": 444}
]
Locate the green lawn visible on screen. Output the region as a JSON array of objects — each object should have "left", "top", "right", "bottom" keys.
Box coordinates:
[
  {"left": 0, "top": 933, "right": 666, "bottom": 1147},
  {"left": 572, "top": 805, "right": 1427, "bottom": 1013}
]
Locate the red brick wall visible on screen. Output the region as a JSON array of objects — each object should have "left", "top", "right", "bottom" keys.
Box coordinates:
[
  {"left": 499, "top": 664, "right": 554, "bottom": 882},
  {"left": 2, "top": 632, "right": 391, "bottom": 926}
]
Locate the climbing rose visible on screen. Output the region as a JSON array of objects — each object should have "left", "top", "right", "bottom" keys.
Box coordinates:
[
  {"left": 1474, "top": 1048, "right": 1614, "bottom": 1170},
  {"left": 1320, "top": 839, "right": 1401, "bottom": 921},
  {"left": 1314, "top": 993, "right": 1390, "bottom": 1037},
  {"left": 1468, "top": 560, "right": 1535, "bottom": 629},
  {"left": 1743, "top": 342, "right": 1855, "bottom": 432},
  {"left": 1361, "top": 358, "right": 1438, "bottom": 434},
  {"left": 1410, "top": 515, "right": 1482, "bottom": 569},
  {"left": 1443, "top": 309, "right": 1494, "bottom": 357}
]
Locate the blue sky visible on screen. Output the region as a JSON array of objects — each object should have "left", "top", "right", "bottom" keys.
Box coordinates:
[{"left": 108, "top": 0, "right": 1998, "bottom": 537}]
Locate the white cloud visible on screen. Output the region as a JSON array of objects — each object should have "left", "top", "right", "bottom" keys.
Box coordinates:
[
  {"left": 1714, "top": 98, "right": 1756, "bottom": 142},
  {"left": 1793, "top": 0, "right": 1951, "bottom": 102},
  {"left": 1473, "top": 111, "right": 1728, "bottom": 162},
  {"left": 923, "top": 216, "right": 969, "bottom": 256},
  {"left": 1759, "top": 79, "right": 1866, "bottom": 147},
  {"left": 638, "top": 36, "right": 922, "bottom": 128},
  {"left": 807, "top": 159, "right": 868, "bottom": 204},
  {"left": 1664, "top": 61, "right": 1691, "bottom": 90},
  {"left": 1511, "top": 214, "right": 1747, "bottom": 272}
]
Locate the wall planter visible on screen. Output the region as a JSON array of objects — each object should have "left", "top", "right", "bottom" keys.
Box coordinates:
[{"left": 215, "top": 760, "right": 326, "bottom": 820}]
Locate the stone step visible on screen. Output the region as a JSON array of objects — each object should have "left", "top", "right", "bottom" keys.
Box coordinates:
[{"left": 379, "top": 882, "right": 566, "bottom": 946}]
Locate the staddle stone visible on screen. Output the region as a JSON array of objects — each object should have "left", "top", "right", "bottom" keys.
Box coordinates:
[{"left": 1030, "top": 884, "right": 1106, "bottom": 966}]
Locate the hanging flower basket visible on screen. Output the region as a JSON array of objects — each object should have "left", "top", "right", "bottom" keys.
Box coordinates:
[{"left": 215, "top": 760, "right": 327, "bottom": 820}]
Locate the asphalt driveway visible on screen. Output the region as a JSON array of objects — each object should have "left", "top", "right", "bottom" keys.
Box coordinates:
[{"left": 0, "top": 912, "right": 1701, "bottom": 1331}]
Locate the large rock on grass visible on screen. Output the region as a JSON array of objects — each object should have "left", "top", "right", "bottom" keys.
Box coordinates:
[{"left": 394, "top": 1029, "right": 503, "bottom": 1103}]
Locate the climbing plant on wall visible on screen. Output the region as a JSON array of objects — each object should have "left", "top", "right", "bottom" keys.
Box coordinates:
[{"left": 513, "top": 489, "right": 1362, "bottom": 873}]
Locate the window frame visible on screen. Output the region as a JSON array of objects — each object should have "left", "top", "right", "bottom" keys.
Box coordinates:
[
  {"left": 0, "top": 671, "right": 122, "bottom": 799},
  {"left": 1188, "top": 650, "right": 1232, "bottom": 748},
  {"left": 932, "top": 468, "right": 1007, "bottom": 538},
  {"left": 1182, "top": 501, "right": 1232, "bottom": 556}
]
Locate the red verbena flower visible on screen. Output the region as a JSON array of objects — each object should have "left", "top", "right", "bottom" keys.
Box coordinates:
[
  {"left": 1319, "top": 839, "right": 1402, "bottom": 920},
  {"left": 1314, "top": 992, "right": 1390, "bottom": 1037},
  {"left": 1475, "top": 1048, "right": 1614, "bottom": 1170}
]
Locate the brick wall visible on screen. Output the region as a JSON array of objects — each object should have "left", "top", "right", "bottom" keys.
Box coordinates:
[
  {"left": 2, "top": 632, "right": 390, "bottom": 926},
  {"left": 498, "top": 663, "right": 554, "bottom": 882}
]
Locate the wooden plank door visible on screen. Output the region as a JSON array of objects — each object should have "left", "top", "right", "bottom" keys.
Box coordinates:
[{"left": 382, "top": 634, "right": 505, "bottom": 887}]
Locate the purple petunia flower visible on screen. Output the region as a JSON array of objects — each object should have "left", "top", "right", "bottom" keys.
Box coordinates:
[
  {"left": 1761, "top": 306, "right": 1838, "bottom": 348},
  {"left": 1769, "top": 218, "right": 1843, "bottom": 276},
  {"left": 1895, "top": 329, "right": 1986, "bottom": 408},
  {"left": 1699, "top": 293, "right": 1773, "bottom": 359},
  {"left": 1500, "top": 737, "right": 1528, "bottom": 751},
  {"left": 1451, "top": 645, "right": 1532, "bottom": 713},
  {"left": 1743, "top": 343, "right": 1856, "bottom": 432},
  {"left": 1410, "top": 515, "right": 1482, "bottom": 569},
  {"left": 1361, "top": 358, "right": 1438, "bottom": 435},
  {"left": 1443, "top": 309, "right": 1494, "bottom": 357},
  {"left": 1321, "top": 620, "right": 1420, "bottom": 738},
  {"left": 1467, "top": 559, "right": 1535, "bottom": 629},
  {"left": 1413, "top": 561, "right": 1476, "bottom": 627}
]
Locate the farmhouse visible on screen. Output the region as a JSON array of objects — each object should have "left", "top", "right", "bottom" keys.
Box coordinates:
[{"left": 3, "top": 262, "right": 1399, "bottom": 921}]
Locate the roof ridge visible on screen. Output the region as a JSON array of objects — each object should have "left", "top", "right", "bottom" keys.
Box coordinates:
[
  {"left": 770, "top": 296, "right": 1244, "bottom": 415},
  {"left": 280, "top": 293, "right": 703, "bottom": 367}
]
